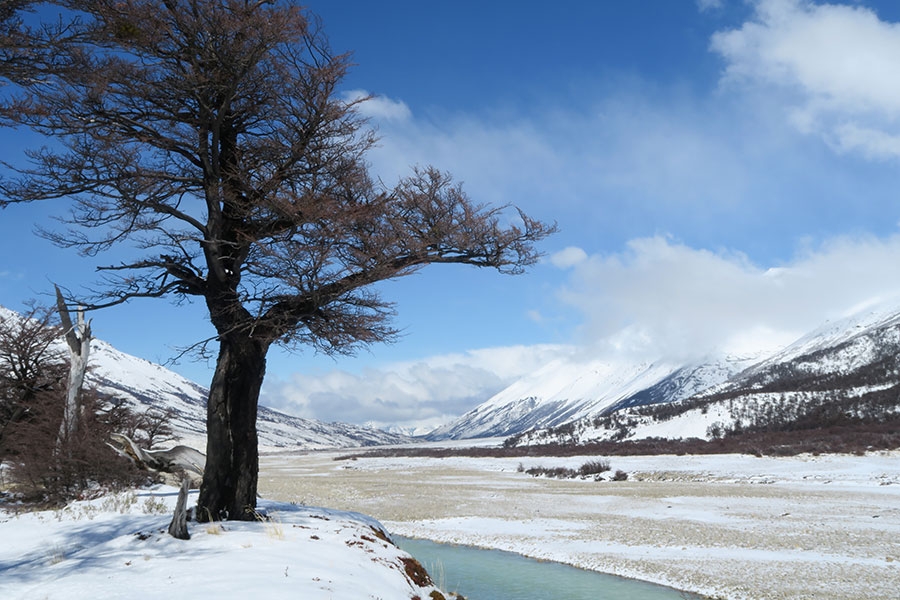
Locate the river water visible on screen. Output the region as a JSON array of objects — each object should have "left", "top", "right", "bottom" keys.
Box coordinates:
[{"left": 395, "top": 536, "right": 702, "bottom": 600}]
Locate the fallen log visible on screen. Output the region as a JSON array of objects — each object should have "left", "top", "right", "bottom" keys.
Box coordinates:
[{"left": 108, "top": 433, "right": 205, "bottom": 487}]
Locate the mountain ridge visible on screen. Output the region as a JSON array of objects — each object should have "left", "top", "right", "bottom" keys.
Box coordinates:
[{"left": 434, "top": 301, "right": 900, "bottom": 444}]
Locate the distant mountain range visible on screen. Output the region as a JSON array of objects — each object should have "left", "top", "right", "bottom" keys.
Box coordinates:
[
  {"left": 6, "top": 299, "right": 900, "bottom": 450},
  {"left": 0, "top": 306, "right": 409, "bottom": 450},
  {"left": 430, "top": 301, "right": 900, "bottom": 445}
]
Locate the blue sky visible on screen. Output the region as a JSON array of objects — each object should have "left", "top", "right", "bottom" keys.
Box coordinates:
[{"left": 6, "top": 0, "right": 900, "bottom": 430}]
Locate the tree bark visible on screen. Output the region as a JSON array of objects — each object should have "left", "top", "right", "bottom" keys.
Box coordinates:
[{"left": 196, "top": 334, "right": 268, "bottom": 521}]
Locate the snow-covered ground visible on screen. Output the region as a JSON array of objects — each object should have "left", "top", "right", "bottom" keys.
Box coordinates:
[
  {"left": 0, "top": 486, "right": 454, "bottom": 600},
  {"left": 260, "top": 449, "right": 900, "bottom": 600},
  {"left": 3, "top": 450, "right": 898, "bottom": 599}
]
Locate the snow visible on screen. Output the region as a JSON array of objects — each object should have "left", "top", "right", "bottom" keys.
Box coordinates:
[
  {"left": 0, "top": 486, "right": 452, "bottom": 600},
  {"left": 430, "top": 352, "right": 765, "bottom": 441},
  {"left": 429, "top": 357, "right": 685, "bottom": 439},
  {"left": 260, "top": 448, "right": 900, "bottom": 600},
  {"left": 89, "top": 337, "right": 412, "bottom": 450},
  {"left": 3, "top": 446, "right": 898, "bottom": 600}
]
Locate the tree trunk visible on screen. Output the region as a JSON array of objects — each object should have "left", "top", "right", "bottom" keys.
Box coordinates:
[
  {"left": 55, "top": 288, "right": 91, "bottom": 448},
  {"left": 58, "top": 330, "right": 89, "bottom": 443},
  {"left": 168, "top": 476, "right": 191, "bottom": 540},
  {"left": 196, "top": 334, "right": 268, "bottom": 521}
]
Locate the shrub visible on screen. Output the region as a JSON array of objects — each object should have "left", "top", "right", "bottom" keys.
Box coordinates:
[
  {"left": 401, "top": 557, "right": 433, "bottom": 587},
  {"left": 524, "top": 465, "right": 576, "bottom": 479},
  {"left": 612, "top": 470, "right": 628, "bottom": 481},
  {"left": 6, "top": 387, "right": 156, "bottom": 505},
  {"left": 0, "top": 304, "right": 172, "bottom": 508},
  {"left": 524, "top": 459, "right": 613, "bottom": 480},
  {"left": 578, "top": 459, "right": 610, "bottom": 476}
]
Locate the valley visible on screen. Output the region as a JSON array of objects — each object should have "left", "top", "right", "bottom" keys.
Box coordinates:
[{"left": 259, "top": 448, "right": 900, "bottom": 600}]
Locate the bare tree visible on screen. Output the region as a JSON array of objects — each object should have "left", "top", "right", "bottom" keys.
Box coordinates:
[
  {"left": 0, "top": 305, "right": 66, "bottom": 452},
  {"left": 54, "top": 286, "right": 91, "bottom": 446},
  {"left": 0, "top": 1, "right": 556, "bottom": 520}
]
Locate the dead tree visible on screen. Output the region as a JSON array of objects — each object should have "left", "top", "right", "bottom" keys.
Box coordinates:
[
  {"left": 54, "top": 287, "right": 91, "bottom": 446},
  {"left": 108, "top": 433, "right": 205, "bottom": 487},
  {"left": 168, "top": 476, "right": 192, "bottom": 540}
]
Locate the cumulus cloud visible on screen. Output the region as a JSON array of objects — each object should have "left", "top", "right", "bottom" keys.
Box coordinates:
[
  {"left": 556, "top": 233, "right": 900, "bottom": 361},
  {"left": 260, "top": 344, "right": 566, "bottom": 431},
  {"left": 711, "top": 0, "right": 900, "bottom": 159},
  {"left": 261, "top": 232, "right": 900, "bottom": 430}
]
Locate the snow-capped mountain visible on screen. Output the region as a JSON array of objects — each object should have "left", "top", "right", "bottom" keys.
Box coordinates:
[
  {"left": 432, "top": 302, "right": 900, "bottom": 443},
  {"left": 0, "top": 305, "right": 409, "bottom": 450},
  {"left": 428, "top": 357, "right": 680, "bottom": 439},
  {"left": 709, "top": 303, "right": 900, "bottom": 397},
  {"left": 428, "top": 353, "right": 754, "bottom": 440}
]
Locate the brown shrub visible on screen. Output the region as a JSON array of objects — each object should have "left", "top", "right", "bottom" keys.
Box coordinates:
[
  {"left": 4, "top": 386, "right": 161, "bottom": 506},
  {"left": 401, "top": 557, "right": 433, "bottom": 587}
]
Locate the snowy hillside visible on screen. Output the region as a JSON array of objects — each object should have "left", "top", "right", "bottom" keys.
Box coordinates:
[
  {"left": 439, "top": 302, "right": 900, "bottom": 445},
  {"left": 709, "top": 302, "right": 900, "bottom": 396},
  {"left": 429, "top": 353, "right": 756, "bottom": 441},
  {"left": 0, "top": 486, "right": 454, "bottom": 600},
  {"left": 0, "top": 306, "right": 409, "bottom": 450},
  {"left": 90, "top": 337, "right": 410, "bottom": 449},
  {"left": 428, "top": 358, "right": 677, "bottom": 439}
]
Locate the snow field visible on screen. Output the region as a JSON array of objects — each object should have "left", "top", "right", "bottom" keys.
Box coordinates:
[{"left": 259, "top": 450, "right": 900, "bottom": 600}]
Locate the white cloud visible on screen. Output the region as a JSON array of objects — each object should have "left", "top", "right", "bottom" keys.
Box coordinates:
[
  {"left": 356, "top": 84, "right": 773, "bottom": 233},
  {"left": 711, "top": 0, "right": 900, "bottom": 159},
  {"left": 833, "top": 122, "right": 900, "bottom": 159},
  {"left": 343, "top": 89, "right": 412, "bottom": 122},
  {"left": 555, "top": 233, "right": 900, "bottom": 361},
  {"left": 262, "top": 233, "right": 900, "bottom": 429},
  {"left": 697, "top": 0, "right": 724, "bottom": 12},
  {"left": 260, "top": 344, "right": 566, "bottom": 430},
  {"left": 526, "top": 309, "right": 545, "bottom": 323},
  {"left": 549, "top": 246, "right": 588, "bottom": 269}
]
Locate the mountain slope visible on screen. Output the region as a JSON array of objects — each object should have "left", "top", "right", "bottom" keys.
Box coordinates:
[
  {"left": 439, "top": 303, "right": 900, "bottom": 444},
  {"left": 430, "top": 354, "right": 755, "bottom": 441},
  {"left": 1, "top": 306, "right": 409, "bottom": 450},
  {"left": 429, "top": 356, "right": 721, "bottom": 440}
]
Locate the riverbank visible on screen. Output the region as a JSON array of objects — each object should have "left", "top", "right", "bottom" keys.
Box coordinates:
[
  {"left": 259, "top": 449, "right": 900, "bottom": 600},
  {"left": 0, "top": 486, "right": 455, "bottom": 600}
]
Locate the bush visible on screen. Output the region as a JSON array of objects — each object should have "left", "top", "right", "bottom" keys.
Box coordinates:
[
  {"left": 0, "top": 304, "right": 169, "bottom": 507},
  {"left": 5, "top": 386, "right": 157, "bottom": 505},
  {"left": 612, "top": 470, "right": 628, "bottom": 481},
  {"left": 523, "top": 459, "right": 613, "bottom": 480},
  {"left": 524, "top": 465, "right": 576, "bottom": 479},
  {"left": 578, "top": 459, "right": 610, "bottom": 476}
]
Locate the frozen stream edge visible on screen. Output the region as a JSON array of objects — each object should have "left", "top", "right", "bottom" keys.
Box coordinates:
[{"left": 259, "top": 449, "right": 900, "bottom": 600}]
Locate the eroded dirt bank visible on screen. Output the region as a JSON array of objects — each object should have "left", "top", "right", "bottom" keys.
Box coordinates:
[{"left": 258, "top": 451, "right": 900, "bottom": 600}]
